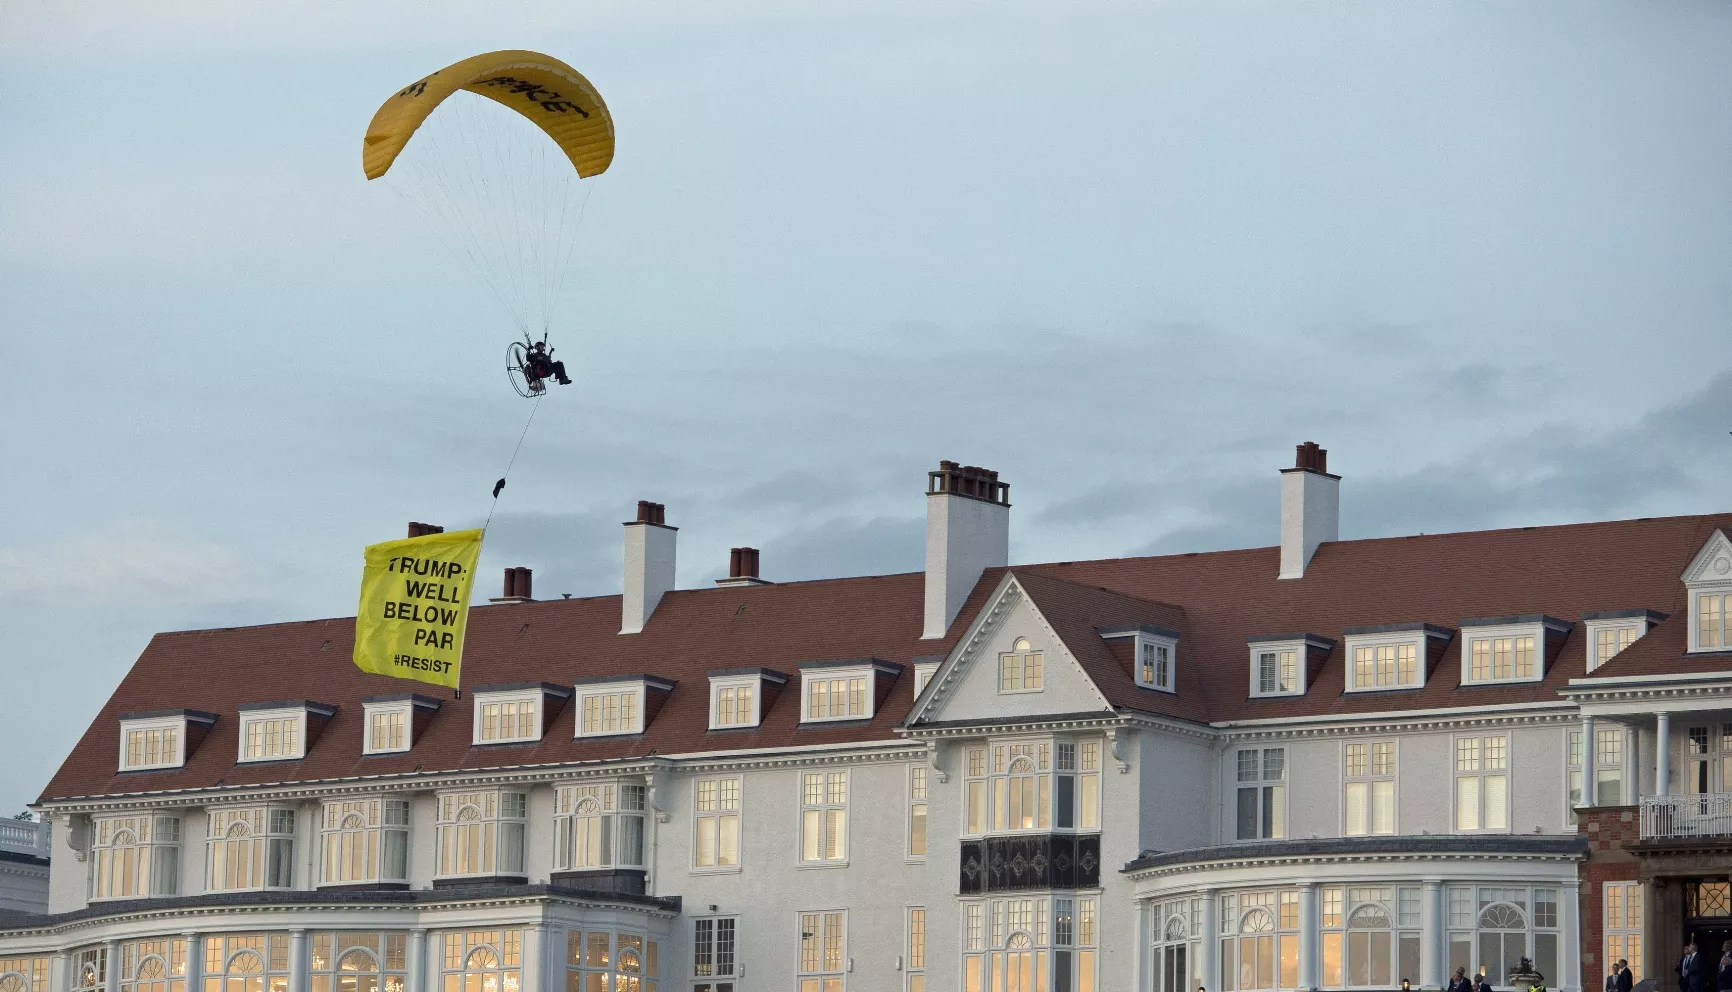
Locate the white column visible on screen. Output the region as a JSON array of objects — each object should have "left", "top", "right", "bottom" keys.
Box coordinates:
[
  {"left": 520, "top": 925, "right": 545, "bottom": 992},
  {"left": 1582, "top": 716, "right": 1597, "bottom": 807},
  {"left": 1137, "top": 901, "right": 1154, "bottom": 992},
  {"left": 182, "top": 933, "right": 202, "bottom": 992},
  {"left": 50, "top": 952, "right": 69, "bottom": 992},
  {"left": 1199, "top": 890, "right": 1219, "bottom": 992},
  {"left": 1421, "top": 880, "right": 1443, "bottom": 990},
  {"left": 1657, "top": 712, "right": 1673, "bottom": 798},
  {"left": 1297, "top": 884, "right": 1319, "bottom": 992},
  {"left": 103, "top": 941, "right": 119, "bottom": 992},
  {"left": 288, "top": 930, "right": 307, "bottom": 992},
  {"left": 1628, "top": 727, "right": 1642, "bottom": 805},
  {"left": 407, "top": 931, "right": 428, "bottom": 992},
  {"left": 1562, "top": 880, "right": 1583, "bottom": 992}
]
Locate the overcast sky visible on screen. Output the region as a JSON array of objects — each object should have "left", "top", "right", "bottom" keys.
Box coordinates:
[{"left": 2, "top": 1, "right": 1729, "bottom": 813}]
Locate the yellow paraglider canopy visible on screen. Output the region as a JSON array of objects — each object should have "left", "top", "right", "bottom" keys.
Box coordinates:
[{"left": 363, "top": 50, "right": 614, "bottom": 180}]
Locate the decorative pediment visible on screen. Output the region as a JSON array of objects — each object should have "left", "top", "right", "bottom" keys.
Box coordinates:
[{"left": 1683, "top": 529, "right": 1732, "bottom": 586}]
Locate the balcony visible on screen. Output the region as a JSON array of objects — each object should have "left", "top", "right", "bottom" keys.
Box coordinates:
[
  {"left": 0, "top": 818, "right": 50, "bottom": 860},
  {"left": 1640, "top": 794, "right": 1732, "bottom": 839},
  {"left": 959, "top": 834, "right": 1101, "bottom": 894}
]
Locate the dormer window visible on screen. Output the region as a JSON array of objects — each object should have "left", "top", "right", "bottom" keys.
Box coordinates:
[
  {"left": 706, "top": 668, "right": 786, "bottom": 730},
  {"left": 1246, "top": 635, "right": 1333, "bottom": 698},
  {"left": 118, "top": 709, "right": 217, "bottom": 772},
  {"left": 1341, "top": 624, "right": 1452, "bottom": 692},
  {"left": 1582, "top": 611, "right": 1665, "bottom": 672},
  {"left": 471, "top": 683, "right": 571, "bottom": 745},
  {"left": 1459, "top": 616, "right": 1569, "bottom": 686},
  {"left": 1099, "top": 625, "right": 1181, "bottom": 693},
  {"left": 1683, "top": 530, "right": 1732, "bottom": 653},
  {"left": 236, "top": 701, "right": 334, "bottom": 763},
  {"left": 999, "top": 638, "right": 1044, "bottom": 693},
  {"left": 574, "top": 675, "right": 673, "bottom": 738},
  {"left": 799, "top": 659, "right": 902, "bottom": 723},
  {"left": 914, "top": 660, "right": 941, "bottom": 698},
  {"left": 361, "top": 694, "right": 440, "bottom": 755}
]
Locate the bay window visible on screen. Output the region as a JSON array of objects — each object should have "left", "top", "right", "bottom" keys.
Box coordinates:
[
  {"left": 320, "top": 798, "right": 409, "bottom": 885},
  {"left": 92, "top": 814, "right": 180, "bottom": 899},
  {"left": 964, "top": 737, "right": 1101, "bottom": 837},
  {"left": 206, "top": 807, "right": 295, "bottom": 891},
  {"left": 553, "top": 782, "right": 646, "bottom": 870},
  {"left": 961, "top": 896, "right": 1096, "bottom": 992},
  {"left": 435, "top": 790, "right": 526, "bottom": 877}
]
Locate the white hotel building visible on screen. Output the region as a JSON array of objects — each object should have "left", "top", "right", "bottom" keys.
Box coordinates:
[{"left": 5, "top": 448, "right": 1732, "bottom": 992}]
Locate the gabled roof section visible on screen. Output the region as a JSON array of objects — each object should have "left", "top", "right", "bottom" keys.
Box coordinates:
[{"left": 903, "top": 571, "right": 1196, "bottom": 728}]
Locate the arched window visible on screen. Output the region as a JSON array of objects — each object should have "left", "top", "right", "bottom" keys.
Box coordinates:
[
  {"left": 206, "top": 808, "right": 295, "bottom": 891},
  {"left": 436, "top": 792, "right": 526, "bottom": 879},
  {"left": 1000, "top": 638, "right": 1044, "bottom": 693},
  {"left": 1165, "top": 916, "right": 1188, "bottom": 942},
  {"left": 202, "top": 936, "right": 288, "bottom": 992},
  {"left": 0, "top": 959, "right": 50, "bottom": 992},
  {"left": 439, "top": 932, "right": 520, "bottom": 992},
  {"left": 321, "top": 799, "right": 410, "bottom": 885},
  {"left": 309, "top": 934, "right": 406, "bottom": 992},
  {"left": 614, "top": 950, "right": 642, "bottom": 992},
  {"left": 1345, "top": 904, "right": 1394, "bottom": 988},
  {"left": 1238, "top": 909, "right": 1277, "bottom": 991},
  {"left": 1007, "top": 758, "right": 1040, "bottom": 830},
  {"left": 1479, "top": 903, "right": 1528, "bottom": 984},
  {"left": 92, "top": 815, "right": 181, "bottom": 899}
]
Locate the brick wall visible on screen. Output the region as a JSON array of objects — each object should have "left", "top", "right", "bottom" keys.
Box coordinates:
[{"left": 1579, "top": 806, "right": 1643, "bottom": 980}]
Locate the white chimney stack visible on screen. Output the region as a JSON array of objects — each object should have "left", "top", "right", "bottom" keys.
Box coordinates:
[
  {"left": 621, "top": 500, "right": 676, "bottom": 634},
  {"left": 1279, "top": 442, "right": 1339, "bottom": 580},
  {"left": 923, "top": 461, "right": 1010, "bottom": 639}
]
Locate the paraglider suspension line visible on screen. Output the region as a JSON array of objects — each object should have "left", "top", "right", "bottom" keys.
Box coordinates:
[{"left": 484, "top": 394, "right": 544, "bottom": 532}]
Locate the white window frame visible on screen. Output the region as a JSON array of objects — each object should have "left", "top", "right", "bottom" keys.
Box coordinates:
[
  {"left": 552, "top": 781, "right": 646, "bottom": 870},
  {"left": 1691, "top": 588, "right": 1732, "bottom": 653},
  {"left": 471, "top": 689, "right": 542, "bottom": 745},
  {"left": 692, "top": 776, "right": 742, "bottom": 872},
  {"left": 433, "top": 789, "right": 527, "bottom": 878},
  {"left": 1234, "top": 746, "right": 1287, "bottom": 840},
  {"left": 1684, "top": 533, "right": 1732, "bottom": 653},
  {"left": 1604, "top": 881, "right": 1645, "bottom": 980},
  {"left": 1246, "top": 639, "right": 1311, "bottom": 698},
  {"left": 800, "top": 665, "right": 877, "bottom": 723},
  {"left": 707, "top": 676, "right": 761, "bottom": 730},
  {"left": 998, "top": 637, "right": 1046, "bottom": 694},
  {"left": 90, "top": 813, "right": 181, "bottom": 900},
  {"left": 318, "top": 797, "right": 410, "bottom": 886},
  {"left": 236, "top": 706, "right": 308, "bottom": 763},
  {"left": 1137, "top": 632, "right": 1178, "bottom": 693},
  {"left": 1459, "top": 619, "right": 1565, "bottom": 686},
  {"left": 913, "top": 662, "right": 940, "bottom": 699},
  {"left": 205, "top": 805, "right": 296, "bottom": 891},
  {"left": 799, "top": 769, "right": 849, "bottom": 866},
  {"left": 361, "top": 700, "right": 413, "bottom": 755},
  {"left": 1343, "top": 740, "right": 1398, "bottom": 836},
  {"left": 796, "top": 910, "right": 847, "bottom": 991},
  {"left": 118, "top": 716, "right": 188, "bottom": 772},
  {"left": 1341, "top": 631, "right": 1429, "bottom": 693},
  {"left": 1584, "top": 616, "right": 1650, "bottom": 673},
  {"left": 907, "top": 763, "right": 928, "bottom": 860},
  {"left": 692, "top": 916, "right": 739, "bottom": 988},
  {"left": 906, "top": 906, "right": 926, "bottom": 992},
  {"left": 1453, "top": 733, "right": 1512, "bottom": 833},
  {"left": 575, "top": 685, "right": 645, "bottom": 738}
]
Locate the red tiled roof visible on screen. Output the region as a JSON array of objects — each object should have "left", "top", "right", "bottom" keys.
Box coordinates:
[{"left": 39, "top": 512, "right": 1732, "bottom": 803}]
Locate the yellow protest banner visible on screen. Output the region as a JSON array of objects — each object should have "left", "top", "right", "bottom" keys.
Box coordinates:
[{"left": 353, "top": 529, "right": 483, "bottom": 689}]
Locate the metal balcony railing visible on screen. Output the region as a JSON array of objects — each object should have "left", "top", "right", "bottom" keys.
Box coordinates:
[{"left": 1640, "top": 793, "right": 1732, "bottom": 839}]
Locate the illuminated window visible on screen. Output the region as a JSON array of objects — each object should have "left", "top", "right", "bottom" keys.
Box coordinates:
[{"left": 1000, "top": 638, "right": 1045, "bottom": 693}]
